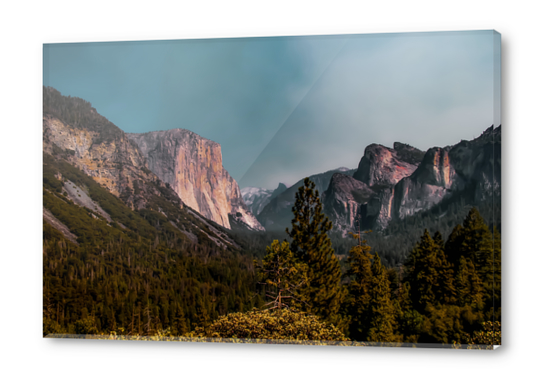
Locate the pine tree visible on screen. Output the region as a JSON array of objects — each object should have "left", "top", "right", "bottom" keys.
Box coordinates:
[
  {"left": 256, "top": 240, "right": 308, "bottom": 311},
  {"left": 404, "top": 230, "right": 439, "bottom": 311},
  {"left": 445, "top": 208, "right": 500, "bottom": 321},
  {"left": 456, "top": 256, "right": 484, "bottom": 309},
  {"left": 396, "top": 281, "right": 423, "bottom": 343},
  {"left": 173, "top": 303, "right": 189, "bottom": 336},
  {"left": 444, "top": 224, "right": 464, "bottom": 269},
  {"left": 345, "top": 234, "right": 373, "bottom": 341},
  {"left": 460, "top": 208, "right": 494, "bottom": 270},
  {"left": 286, "top": 177, "right": 346, "bottom": 330},
  {"left": 486, "top": 227, "right": 502, "bottom": 321},
  {"left": 433, "top": 231, "right": 457, "bottom": 306},
  {"left": 366, "top": 253, "right": 398, "bottom": 342}
]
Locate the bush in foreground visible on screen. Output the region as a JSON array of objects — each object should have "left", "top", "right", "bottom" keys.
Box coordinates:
[{"left": 193, "top": 309, "right": 347, "bottom": 341}]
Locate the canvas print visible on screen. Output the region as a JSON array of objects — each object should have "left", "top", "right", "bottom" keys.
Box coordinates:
[{"left": 42, "top": 30, "right": 501, "bottom": 348}]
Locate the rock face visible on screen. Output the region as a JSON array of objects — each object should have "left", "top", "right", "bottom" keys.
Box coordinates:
[
  {"left": 128, "top": 129, "right": 264, "bottom": 231},
  {"left": 392, "top": 147, "right": 461, "bottom": 220},
  {"left": 43, "top": 114, "right": 159, "bottom": 210},
  {"left": 448, "top": 126, "right": 501, "bottom": 203},
  {"left": 325, "top": 126, "right": 501, "bottom": 232},
  {"left": 43, "top": 87, "right": 245, "bottom": 250},
  {"left": 353, "top": 143, "right": 422, "bottom": 188},
  {"left": 257, "top": 167, "right": 355, "bottom": 231},
  {"left": 323, "top": 173, "right": 374, "bottom": 234},
  {"left": 328, "top": 143, "right": 426, "bottom": 231},
  {"left": 241, "top": 183, "right": 288, "bottom": 217}
]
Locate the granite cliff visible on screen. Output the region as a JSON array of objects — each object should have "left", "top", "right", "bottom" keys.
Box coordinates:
[
  {"left": 322, "top": 173, "right": 374, "bottom": 234},
  {"left": 323, "top": 126, "right": 500, "bottom": 233},
  {"left": 43, "top": 107, "right": 159, "bottom": 211},
  {"left": 43, "top": 87, "right": 243, "bottom": 250},
  {"left": 128, "top": 129, "right": 264, "bottom": 231},
  {"left": 353, "top": 142, "right": 423, "bottom": 187}
]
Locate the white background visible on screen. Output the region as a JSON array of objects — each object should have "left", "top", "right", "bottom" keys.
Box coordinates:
[{"left": 1, "top": 0, "right": 540, "bottom": 378}]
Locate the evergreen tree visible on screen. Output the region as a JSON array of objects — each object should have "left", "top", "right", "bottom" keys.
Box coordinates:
[
  {"left": 404, "top": 230, "right": 439, "bottom": 311},
  {"left": 345, "top": 234, "right": 373, "bottom": 341},
  {"left": 444, "top": 208, "right": 500, "bottom": 321},
  {"left": 444, "top": 224, "right": 464, "bottom": 269},
  {"left": 487, "top": 227, "right": 502, "bottom": 321},
  {"left": 455, "top": 256, "right": 484, "bottom": 309},
  {"left": 459, "top": 208, "right": 494, "bottom": 270},
  {"left": 366, "top": 253, "right": 398, "bottom": 342},
  {"left": 256, "top": 240, "right": 308, "bottom": 311},
  {"left": 433, "top": 231, "right": 457, "bottom": 306},
  {"left": 396, "top": 281, "right": 423, "bottom": 343},
  {"left": 286, "top": 178, "right": 346, "bottom": 330},
  {"left": 173, "top": 303, "right": 189, "bottom": 336}
]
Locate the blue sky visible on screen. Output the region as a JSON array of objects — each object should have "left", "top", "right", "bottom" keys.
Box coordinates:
[{"left": 44, "top": 30, "right": 501, "bottom": 190}]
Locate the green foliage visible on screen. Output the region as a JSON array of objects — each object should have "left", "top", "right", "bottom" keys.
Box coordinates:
[
  {"left": 365, "top": 253, "right": 399, "bottom": 342},
  {"left": 362, "top": 186, "right": 500, "bottom": 267},
  {"left": 43, "top": 86, "right": 124, "bottom": 143},
  {"left": 193, "top": 309, "right": 347, "bottom": 341},
  {"left": 43, "top": 137, "right": 500, "bottom": 346},
  {"left": 74, "top": 317, "right": 98, "bottom": 335},
  {"left": 286, "top": 178, "right": 346, "bottom": 331},
  {"left": 345, "top": 234, "right": 373, "bottom": 341},
  {"left": 43, "top": 221, "right": 259, "bottom": 337},
  {"left": 405, "top": 230, "right": 456, "bottom": 310},
  {"left": 466, "top": 321, "right": 501, "bottom": 346},
  {"left": 256, "top": 240, "right": 308, "bottom": 311},
  {"left": 399, "top": 208, "right": 501, "bottom": 345}
]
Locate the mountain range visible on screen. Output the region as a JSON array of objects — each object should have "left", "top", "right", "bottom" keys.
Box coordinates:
[
  {"left": 43, "top": 87, "right": 246, "bottom": 252},
  {"left": 43, "top": 86, "right": 500, "bottom": 265},
  {"left": 243, "top": 128, "right": 500, "bottom": 240}
]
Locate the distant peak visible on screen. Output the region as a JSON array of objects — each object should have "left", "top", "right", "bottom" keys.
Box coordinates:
[{"left": 270, "top": 182, "right": 289, "bottom": 199}]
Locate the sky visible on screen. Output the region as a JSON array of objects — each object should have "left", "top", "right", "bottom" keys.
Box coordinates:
[{"left": 43, "top": 30, "right": 501, "bottom": 190}]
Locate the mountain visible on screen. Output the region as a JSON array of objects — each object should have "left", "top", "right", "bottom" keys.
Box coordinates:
[
  {"left": 391, "top": 126, "right": 500, "bottom": 226},
  {"left": 322, "top": 143, "right": 424, "bottom": 232},
  {"left": 43, "top": 86, "right": 244, "bottom": 250},
  {"left": 128, "top": 130, "right": 264, "bottom": 232},
  {"left": 353, "top": 142, "right": 423, "bottom": 187},
  {"left": 322, "top": 173, "right": 375, "bottom": 234},
  {"left": 324, "top": 126, "right": 500, "bottom": 234},
  {"left": 241, "top": 183, "right": 288, "bottom": 217},
  {"left": 257, "top": 167, "right": 355, "bottom": 231}
]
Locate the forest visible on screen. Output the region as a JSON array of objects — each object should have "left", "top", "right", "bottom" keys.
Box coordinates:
[{"left": 44, "top": 171, "right": 501, "bottom": 347}]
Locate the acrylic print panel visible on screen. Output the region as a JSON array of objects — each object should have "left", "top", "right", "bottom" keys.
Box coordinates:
[{"left": 42, "top": 30, "right": 501, "bottom": 349}]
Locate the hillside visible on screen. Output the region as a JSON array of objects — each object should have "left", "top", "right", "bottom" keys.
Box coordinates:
[{"left": 42, "top": 88, "right": 264, "bottom": 335}]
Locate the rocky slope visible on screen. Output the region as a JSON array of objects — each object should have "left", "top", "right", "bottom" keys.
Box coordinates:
[
  {"left": 323, "top": 143, "right": 425, "bottom": 232},
  {"left": 43, "top": 86, "right": 243, "bottom": 250},
  {"left": 322, "top": 173, "right": 374, "bottom": 234},
  {"left": 43, "top": 96, "right": 159, "bottom": 210},
  {"left": 325, "top": 126, "right": 500, "bottom": 233},
  {"left": 392, "top": 147, "right": 460, "bottom": 220},
  {"left": 241, "top": 183, "right": 288, "bottom": 217},
  {"left": 128, "top": 129, "right": 264, "bottom": 231},
  {"left": 257, "top": 167, "right": 355, "bottom": 231},
  {"left": 353, "top": 142, "right": 423, "bottom": 188}
]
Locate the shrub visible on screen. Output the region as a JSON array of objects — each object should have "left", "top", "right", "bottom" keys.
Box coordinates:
[{"left": 194, "top": 309, "right": 347, "bottom": 342}]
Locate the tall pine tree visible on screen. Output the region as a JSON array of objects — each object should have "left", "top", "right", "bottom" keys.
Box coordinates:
[
  {"left": 366, "top": 253, "right": 398, "bottom": 342},
  {"left": 286, "top": 178, "right": 346, "bottom": 330},
  {"left": 345, "top": 234, "right": 374, "bottom": 341},
  {"left": 404, "top": 230, "right": 440, "bottom": 312}
]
